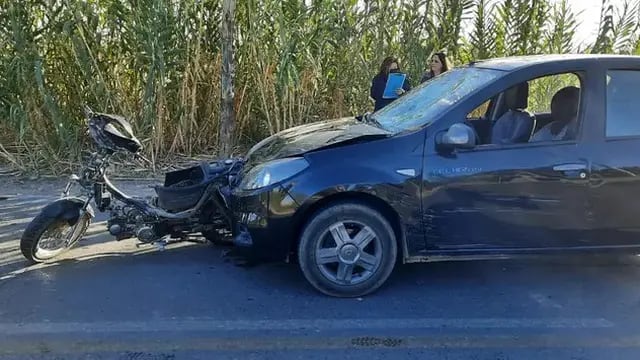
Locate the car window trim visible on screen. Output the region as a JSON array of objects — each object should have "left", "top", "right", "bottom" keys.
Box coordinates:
[
  {"left": 605, "top": 135, "right": 640, "bottom": 141},
  {"left": 459, "top": 139, "right": 579, "bottom": 153}
]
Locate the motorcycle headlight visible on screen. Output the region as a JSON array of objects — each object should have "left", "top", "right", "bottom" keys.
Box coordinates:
[{"left": 239, "top": 157, "right": 309, "bottom": 190}]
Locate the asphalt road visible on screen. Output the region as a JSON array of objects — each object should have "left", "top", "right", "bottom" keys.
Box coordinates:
[{"left": 2, "top": 178, "right": 640, "bottom": 359}]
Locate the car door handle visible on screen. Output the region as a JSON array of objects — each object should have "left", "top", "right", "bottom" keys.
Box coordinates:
[
  {"left": 553, "top": 163, "right": 588, "bottom": 179},
  {"left": 553, "top": 164, "right": 587, "bottom": 171}
]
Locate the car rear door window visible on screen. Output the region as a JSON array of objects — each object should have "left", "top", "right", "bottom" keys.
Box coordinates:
[{"left": 606, "top": 70, "right": 640, "bottom": 137}]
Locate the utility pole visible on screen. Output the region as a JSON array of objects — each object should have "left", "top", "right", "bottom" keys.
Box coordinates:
[{"left": 219, "top": 0, "right": 235, "bottom": 157}]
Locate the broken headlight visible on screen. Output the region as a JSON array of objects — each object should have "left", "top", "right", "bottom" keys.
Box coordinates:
[{"left": 239, "top": 157, "right": 308, "bottom": 190}]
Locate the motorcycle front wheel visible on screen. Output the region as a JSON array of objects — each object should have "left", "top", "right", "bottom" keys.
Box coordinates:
[{"left": 20, "top": 211, "right": 91, "bottom": 263}]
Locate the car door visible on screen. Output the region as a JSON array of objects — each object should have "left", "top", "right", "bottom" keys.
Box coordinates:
[
  {"left": 588, "top": 66, "right": 640, "bottom": 247},
  {"left": 420, "top": 68, "right": 597, "bottom": 254},
  {"left": 422, "top": 145, "right": 592, "bottom": 252}
]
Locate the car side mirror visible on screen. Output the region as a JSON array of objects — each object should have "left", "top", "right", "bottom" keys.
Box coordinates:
[{"left": 435, "top": 123, "right": 477, "bottom": 151}]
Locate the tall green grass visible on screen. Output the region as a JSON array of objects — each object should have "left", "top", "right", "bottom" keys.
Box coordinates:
[{"left": 1, "top": 0, "right": 639, "bottom": 174}]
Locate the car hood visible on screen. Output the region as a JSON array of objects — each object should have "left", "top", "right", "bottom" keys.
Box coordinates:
[{"left": 244, "top": 117, "right": 391, "bottom": 165}]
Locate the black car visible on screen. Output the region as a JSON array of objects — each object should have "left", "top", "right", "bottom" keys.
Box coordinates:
[{"left": 229, "top": 54, "right": 640, "bottom": 297}]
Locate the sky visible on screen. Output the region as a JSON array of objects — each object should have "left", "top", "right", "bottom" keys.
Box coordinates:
[
  {"left": 458, "top": 0, "right": 626, "bottom": 49},
  {"left": 558, "top": 0, "right": 635, "bottom": 49},
  {"left": 346, "top": 0, "right": 628, "bottom": 49},
  {"left": 562, "top": 0, "right": 608, "bottom": 48}
]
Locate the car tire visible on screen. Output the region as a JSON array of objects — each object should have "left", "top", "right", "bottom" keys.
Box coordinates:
[{"left": 298, "top": 201, "right": 397, "bottom": 297}]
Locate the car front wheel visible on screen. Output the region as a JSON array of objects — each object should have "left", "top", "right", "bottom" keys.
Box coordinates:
[{"left": 298, "top": 201, "right": 397, "bottom": 297}]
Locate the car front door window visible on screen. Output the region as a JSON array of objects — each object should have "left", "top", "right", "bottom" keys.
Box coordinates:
[{"left": 463, "top": 72, "right": 584, "bottom": 148}]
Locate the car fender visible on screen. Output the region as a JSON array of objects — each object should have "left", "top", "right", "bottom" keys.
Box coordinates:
[
  {"left": 290, "top": 180, "right": 414, "bottom": 260},
  {"left": 40, "top": 197, "right": 95, "bottom": 226},
  {"left": 294, "top": 182, "right": 407, "bottom": 225},
  {"left": 290, "top": 163, "right": 415, "bottom": 216}
]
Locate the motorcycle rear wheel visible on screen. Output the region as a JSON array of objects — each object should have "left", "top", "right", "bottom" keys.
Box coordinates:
[{"left": 20, "top": 211, "right": 91, "bottom": 264}]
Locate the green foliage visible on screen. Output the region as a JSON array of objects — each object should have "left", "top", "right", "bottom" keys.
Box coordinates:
[
  {"left": 1, "top": 0, "right": 639, "bottom": 174},
  {"left": 468, "top": 0, "right": 497, "bottom": 60},
  {"left": 545, "top": 0, "right": 579, "bottom": 53}
]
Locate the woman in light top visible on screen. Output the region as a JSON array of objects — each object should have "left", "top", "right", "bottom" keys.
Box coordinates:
[{"left": 420, "top": 52, "right": 451, "bottom": 83}]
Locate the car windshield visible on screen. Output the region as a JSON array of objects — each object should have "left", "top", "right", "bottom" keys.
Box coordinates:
[{"left": 372, "top": 66, "right": 504, "bottom": 133}]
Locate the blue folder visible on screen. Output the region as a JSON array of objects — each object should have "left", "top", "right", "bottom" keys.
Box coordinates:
[{"left": 382, "top": 73, "right": 406, "bottom": 99}]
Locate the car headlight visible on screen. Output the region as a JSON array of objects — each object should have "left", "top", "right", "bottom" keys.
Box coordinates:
[{"left": 239, "top": 157, "right": 309, "bottom": 190}]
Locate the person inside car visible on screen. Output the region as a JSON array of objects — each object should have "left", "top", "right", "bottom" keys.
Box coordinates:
[{"left": 530, "top": 86, "right": 580, "bottom": 142}]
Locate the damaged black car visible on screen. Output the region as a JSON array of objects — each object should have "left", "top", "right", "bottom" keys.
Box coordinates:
[{"left": 20, "top": 54, "right": 640, "bottom": 298}]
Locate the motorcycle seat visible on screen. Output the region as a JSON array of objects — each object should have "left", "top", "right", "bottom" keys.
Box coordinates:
[{"left": 153, "top": 162, "right": 217, "bottom": 212}]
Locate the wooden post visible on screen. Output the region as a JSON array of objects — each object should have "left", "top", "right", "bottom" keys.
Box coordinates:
[{"left": 219, "top": 0, "right": 235, "bottom": 157}]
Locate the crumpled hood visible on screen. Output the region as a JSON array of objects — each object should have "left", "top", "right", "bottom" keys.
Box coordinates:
[{"left": 244, "top": 117, "right": 390, "bottom": 166}]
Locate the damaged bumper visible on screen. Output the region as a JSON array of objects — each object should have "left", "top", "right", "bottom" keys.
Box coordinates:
[{"left": 228, "top": 185, "right": 300, "bottom": 262}]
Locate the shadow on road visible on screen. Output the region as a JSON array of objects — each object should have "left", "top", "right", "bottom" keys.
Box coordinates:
[
  {"left": 3, "top": 181, "right": 640, "bottom": 304},
  {"left": 0, "top": 179, "right": 160, "bottom": 278}
]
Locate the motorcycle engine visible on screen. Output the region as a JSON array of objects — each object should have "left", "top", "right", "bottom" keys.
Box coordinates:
[
  {"left": 135, "top": 226, "right": 157, "bottom": 243},
  {"left": 108, "top": 206, "right": 159, "bottom": 243}
]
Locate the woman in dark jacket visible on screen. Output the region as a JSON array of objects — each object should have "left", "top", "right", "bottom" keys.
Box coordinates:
[
  {"left": 420, "top": 52, "right": 451, "bottom": 83},
  {"left": 370, "top": 56, "right": 411, "bottom": 111}
]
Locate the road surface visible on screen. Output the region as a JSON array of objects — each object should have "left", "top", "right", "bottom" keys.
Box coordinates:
[{"left": 2, "top": 178, "right": 640, "bottom": 359}]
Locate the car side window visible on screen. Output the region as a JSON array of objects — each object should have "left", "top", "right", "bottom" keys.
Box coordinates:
[
  {"left": 465, "top": 72, "right": 583, "bottom": 147},
  {"left": 606, "top": 70, "right": 640, "bottom": 138},
  {"left": 527, "top": 73, "right": 581, "bottom": 114}
]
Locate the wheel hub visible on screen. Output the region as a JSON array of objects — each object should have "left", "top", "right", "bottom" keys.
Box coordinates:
[{"left": 338, "top": 243, "right": 360, "bottom": 264}]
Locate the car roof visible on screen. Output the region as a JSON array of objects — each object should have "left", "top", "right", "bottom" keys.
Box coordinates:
[{"left": 469, "top": 54, "right": 640, "bottom": 71}]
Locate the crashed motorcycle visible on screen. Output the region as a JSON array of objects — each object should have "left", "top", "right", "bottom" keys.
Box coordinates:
[{"left": 20, "top": 107, "right": 241, "bottom": 263}]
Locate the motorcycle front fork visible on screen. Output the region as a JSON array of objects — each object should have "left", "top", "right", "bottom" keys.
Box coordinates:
[{"left": 62, "top": 174, "right": 81, "bottom": 197}]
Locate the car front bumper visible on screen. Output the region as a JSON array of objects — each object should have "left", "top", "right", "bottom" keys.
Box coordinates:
[{"left": 229, "top": 185, "right": 300, "bottom": 262}]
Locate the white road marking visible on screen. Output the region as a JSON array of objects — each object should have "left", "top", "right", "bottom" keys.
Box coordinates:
[
  {"left": 0, "top": 317, "right": 614, "bottom": 335},
  {"left": 530, "top": 292, "right": 563, "bottom": 309}
]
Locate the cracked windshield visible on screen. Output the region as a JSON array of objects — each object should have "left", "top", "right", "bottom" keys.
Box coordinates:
[{"left": 1, "top": 0, "right": 639, "bottom": 359}]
